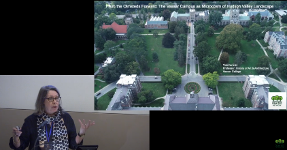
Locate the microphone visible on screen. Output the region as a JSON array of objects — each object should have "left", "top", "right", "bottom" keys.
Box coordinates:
[{"left": 38, "top": 118, "right": 51, "bottom": 129}]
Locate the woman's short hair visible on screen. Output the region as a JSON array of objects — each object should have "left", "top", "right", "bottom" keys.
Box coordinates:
[{"left": 34, "top": 85, "right": 64, "bottom": 115}]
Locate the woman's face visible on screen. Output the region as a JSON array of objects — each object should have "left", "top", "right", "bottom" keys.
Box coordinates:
[{"left": 44, "top": 90, "right": 60, "bottom": 115}]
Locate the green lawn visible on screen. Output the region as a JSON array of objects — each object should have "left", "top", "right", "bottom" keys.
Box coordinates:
[
  {"left": 218, "top": 82, "right": 252, "bottom": 107},
  {"left": 114, "top": 39, "right": 127, "bottom": 45},
  {"left": 97, "top": 88, "right": 117, "bottom": 110},
  {"left": 275, "top": 69, "right": 287, "bottom": 82},
  {"left": 268, "top": 73, "right": 280, "bottom": 81},
  {"left": 141, "top": 83, "right": 166, "bottom": 98},
  {"left": 265, "top": 49, "right": 280, "bottom": 69},
  {"left": 207, "top": 34, "right": 221, "bottom": 57},
  {"left": 269, "top": 84, "right": 281, "bottom": 92},
  {"left": 141, "top": 29, "right": 169, "bottom": 34},
  {"left": 135, "top": 98, "right": 165, "bottom": 107},
  {"left": 144, "top": 35, "right": 185, "bottom": 76},
  {"left": 94, "top": 76, "right": 108, "bottom": 93},
  {"left": 94, "top": 64, "right": 99, "bottom": 72},
  {"left": 258, "top": 39, "right": 269, "bottom": 47}
]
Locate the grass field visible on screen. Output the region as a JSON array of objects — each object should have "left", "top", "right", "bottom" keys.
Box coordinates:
[
  {"left": 144, "top": 35, "right": 185, "bottom": 76},
  {"left": 265, "top": 49, "right": 280, "bottom": 69},
  {"left": 141, "top": 29, "right": 169, "bottom": 34},
  {"left": 269, "top": 84, "right": 281, "bottom": 92},
  {"left": 258, "top": 39, "right": 269, "bottom": 47},
  {"left": 136, "top": 98, "right": 165, "bottom": 107},
  {"left": 94, "top": 64, "right": 99, "bottom": 72},
  {"left": 97, "top": 88, "right": 117, "bottom": 110},
  {"left": 94, "top": 76, "right": 108, "bottom": 93},
  {"left": 218, "top": 82, "right": 252, "bottom": 107},
  {"left": 207, "top": 34, "right": 221, "bottom": 57},
  {"left": 275, "top": 69, "right": 287, "bottom": 82},
  {"left": 141, "top": 83, "right": 166, "bottom": 98}
]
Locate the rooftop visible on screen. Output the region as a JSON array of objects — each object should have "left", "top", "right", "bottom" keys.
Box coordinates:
[
  {"left": 102, "top": 22, "right": 128, "bottom": 34},
  {"left": 248, "top": 75, "right": 269, "bottom": 85},
  {"left": 275, "top": 10, "right": 287, "bottom": 16},
  {"left": 150, "top": 16, "right": 164, "bottom": 21},
  {"left": 116, "top": 74, "right": 137, "bottom": 86}
]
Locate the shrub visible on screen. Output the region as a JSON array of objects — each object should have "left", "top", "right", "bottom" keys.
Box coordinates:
[
  {"left": 108, "top": 91, "right": 115, "bottom": 98},
  {"left": 120, "top": 44, "right": 123, "bottom": 48},
  {"left": 149, "top": 29, "right": 151, "bottom": 32}
]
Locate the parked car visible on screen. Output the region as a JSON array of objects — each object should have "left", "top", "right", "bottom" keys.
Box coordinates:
[
  {"left": 155, "top": 76, "right": 158, "bottom": 79},
  {"left": 96, "top": 92, "right": 101, "bottom": 96}
]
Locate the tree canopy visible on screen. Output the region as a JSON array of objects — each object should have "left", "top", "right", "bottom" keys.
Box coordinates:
[
  {"left": 202, "top": 56, "right": 221, "bottom": 74},
  {"left": 168, "top": 21, "right": 177, "bottom": 33},
  {"left": 193, "top": 41, "right": 211, "bottom": 63},
  {"left": 247, "top": 23, "right": 261, "bottom": 42},
  {"left": 256, "top": 55, "right": 271, "bottom": 75},
  {"left": 208, "top": 10, "right": 223, "bottom": 29},
  {"left": 125, "top": 61, "right": 141, "bottom": 75},
  {"left": 234, "top": 51, "right": 247, "bottom": 66},
  {"left": 216, "top": 24, "right": 243, "bottom": 54},
  {"left": 162, "top": 33, "right": 176, "bottom": 48},
  {"left": 203, "top": 71, "right": 219, "bottom": 88},
  {"left": 103, "top": 64, "right": 121, "bottom": 83},
  {"left": 161, "top": 69, "right": 182, "bottom": 91},
  {"left": 219, "top": 52, "right": 229, "bottom": 66},
  {"left": 278, "top": 59, "right": 287, "bottom": 78}
]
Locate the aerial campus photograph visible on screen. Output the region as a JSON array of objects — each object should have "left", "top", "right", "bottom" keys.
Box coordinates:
[{"left": 94, "top": 1, "right": 287, "bottom": 111}]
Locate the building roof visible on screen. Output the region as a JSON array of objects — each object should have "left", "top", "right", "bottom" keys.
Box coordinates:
[
  {"left": 248, "top": 9, "right": 274, "bottom": 18},
  {"left": 116, "top": 74, "right": 137, "bottom": 85},
  {"left": 147, "top": 21, "right": 168, "bottom": 25},
  {"left": 127, "top": 107, "right": 162, "bottom": 110},
  {"left": 239, "top": 16, "right": 250, "bottom": 21},
  {"left": 150, "top": 16, "right": 164, "bottom": 21},
  {"left": 177, "top": 14, "right": 190, "bottom": 17},
  {"left": 222, "top": 16, "right": 230, "bottom": 21},
  {"left": 102, "top": 22, "right": 128, "bottom": 34},
  {"left": 102, "top": 57, "right": 113, "bottom": 67},
  {"left": 108, "top": 87, "right": 130, "bottom": 110},
  {"left": 248, "top": 75, "right": 269, "bottom": 85},
  {"left": 171, "top": 11, "right": 178, "bottom": 18},
  {"left": 275, "top": 10, "right": 287, "bottom": 16}
]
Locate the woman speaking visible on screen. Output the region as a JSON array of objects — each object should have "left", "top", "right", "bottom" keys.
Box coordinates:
[{"left": 9, "top": 85, "right": 95, "bottom": 150}]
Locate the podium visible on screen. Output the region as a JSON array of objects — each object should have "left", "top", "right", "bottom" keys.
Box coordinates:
[{"left": 32, "top": 141, "right": 68, "bottom": 150}]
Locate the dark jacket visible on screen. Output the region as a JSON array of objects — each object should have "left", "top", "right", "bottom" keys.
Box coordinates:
[{"left": 9, "top": 112, "right": 83, "bottom": 150}]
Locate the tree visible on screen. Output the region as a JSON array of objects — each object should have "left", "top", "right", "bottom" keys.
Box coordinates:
[
  {"left": 154, "top": 67, "right": 160, "bottom": 75},
  {"left": 94, "top": 32, "right": 105, "bottom": 50},
  {"left": 103, "top": 64, "right": 121, "bottom": 83},
  {"left": 194, "top": 19, "right": 205, "bottom": 28},
  {"left": 125, "top": 61, "right": 141, "bottom": 75},
  {"left": 195, "top": 24, "right": 205, "bottom": 34},
  {"left": 107, "top": 90, "right": 115, "bottom": 98},
  {"left": 94, "top": 52, "right": 107, "bottom": 63},
  {"left": 195, "top": 32, "right": 207, "bottom": 45},
  {"left": 236, "top": 98, "right": 246, "bottom": 107},
  {"left": 161, "top": 69, "right": 182, "bottom": 91},
  {"left": 247, "top": 23, "right": 261, "bottom": 45},
  {"left": 104, "top": 40, "right": 117, "bottom": 56},
  {"left": 202, "top": 71, "right": 219, "bottom": 89},
  {"left": 139, "top": 55, "right": 149, "bottom": 71},
  {"left": 178, "top": 8, "right": 186, "bottom": 14},
  {"left": 256, "top": 55, "right": 271, "bottom": 75},
  {"left": 162, "top": 33, "right": 176, "bottom": 48},
  {"left": 125, "top": 38, "right": 146, "bottom": 59},
  {"left": 174, "top": 26, "right": 181, "bottom": 40},
  {"left": 138, "top": 96, "right": 146, "bottom": 104},
  {"left": 168, "top": 21, "right": 177, "bottom": 33},
  {"left": 219, "top": 52, "right": 229, "bottom": 65},
  {"left": 278, "top": 59, "right": 287, "bottom": 78},
  {"left": 202, "top": 56, "right": 221, "bottom": 74},
  {"left": 115, "top": 52, "right": 134, "bottom": 72},
  {"left": 176, "top": 21, "right": 188, "bottom": 33},
  {"left": 267, "top": 19, "right": 275, "bottom": 27},
  {"left": 282, "top": 15, "right": 287, "bottom": 23},
  {"left": 153, "top": 52, "right": 159, "bottom": 62},
  {"left": 207, "top": 26, "right": 214, "bottom": 36},
  {"left": 126, "top": 24, "right": 144, "bottom": 39},
  {"left": 153, "top": 30, "right": 158, "bottom": 37},
  {"left": 216, "top": 24, "right": 243, "bottom": 54},
  {"left": 101, "top": 28, "right": 116, "bottom": 41},
  {"left": 234, "top": 51, "right": 247, "bottom": 66},
  {"left": 255, "top": 13, "right": 261, "bottom": 24},
  {"left": 174, "top": 40, "right": 185, "bottom": 67},
  {"left": 193, "top": 41, "right": 211, "bottom": 63},
  {"left": 109, "top": 13, "right": 117, "bottom": 22},
  {"left": 208, "top": 10, "right": 223, "bottom": 29},
  {"left": 162, "top": 9, "right": 171, "bottom": 21},
  {"left": 260, "top": 19, "right": 267, "bottom": 27},
  {"left": 94, "top": 96, "right": 98, "bottom": 110}
]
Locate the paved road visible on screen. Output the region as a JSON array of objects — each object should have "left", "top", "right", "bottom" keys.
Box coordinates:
[
  {"left": 139, "top": 76, "right": 161, "bottom": 82},
  {"left": 188, "top": 22, "right": 196, "bottom": 74},
  {"left": 95, "top": 81, "right": 116, "bottom": 99},
  {"left": 218, "top": 75, "right": 247, "bottom": 82}
]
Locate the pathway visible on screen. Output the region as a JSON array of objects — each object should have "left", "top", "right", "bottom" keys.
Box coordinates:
[
  {"left": 95, "top": 81, "right": 116, "bottom": 99},
  {"left": 94, "top": 78, "right": 105, "bottom": 82},
  {"left": 133, "top": 96, "right": 165, "bottom": 106}
]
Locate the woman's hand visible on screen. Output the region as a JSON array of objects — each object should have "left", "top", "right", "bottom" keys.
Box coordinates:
[
  {"left": 12, "top": 127, "right": 22, "bottom": 137},
  {"left": 78, "top": 119, "right": 95, "bottom": 135}
]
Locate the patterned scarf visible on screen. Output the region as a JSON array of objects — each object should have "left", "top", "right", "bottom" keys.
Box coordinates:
[{"left": 37, "top": 110, "right": 69, "bottom": 150}]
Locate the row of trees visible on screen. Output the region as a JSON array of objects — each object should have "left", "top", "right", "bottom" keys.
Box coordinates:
[
  {"left": 173, "top": 34, "right": 187, "bottom": 67},
  {"left": 94, "top": 28, "right": 116, "bottom": 50}
]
